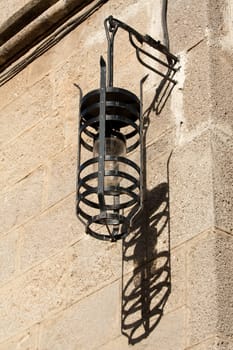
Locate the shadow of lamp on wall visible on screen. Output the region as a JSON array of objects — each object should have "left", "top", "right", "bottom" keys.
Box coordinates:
[{"left": 76, "top": 16, "right": 178, "bottom": 241}]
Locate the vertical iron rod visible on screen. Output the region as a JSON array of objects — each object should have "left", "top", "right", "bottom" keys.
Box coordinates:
[
  {"left": 108, "top": 38, "right": 114, "bottom": 87},
  {"left": 105, "top": 17, "right": 118, "bottom": 87},
  {"left": 98, "top": 57, "right": 106, "bottom": 210}
]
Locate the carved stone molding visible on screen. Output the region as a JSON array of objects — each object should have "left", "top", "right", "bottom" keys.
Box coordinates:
[{"left": 0, "top": 0, "right": 107, "bottom": 85}]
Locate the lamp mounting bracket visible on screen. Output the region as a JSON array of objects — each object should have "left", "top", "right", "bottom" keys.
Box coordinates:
[{"left": 104, "top": 16, "right": 179, "bottom": 87}]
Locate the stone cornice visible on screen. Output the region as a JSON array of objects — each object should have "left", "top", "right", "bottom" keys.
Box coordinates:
[
  {"left": 0, "top": 0, "right": 107, "bottom": 84},
  {"left": 0, "top": 0, "right": 60, "bottom": 46}
]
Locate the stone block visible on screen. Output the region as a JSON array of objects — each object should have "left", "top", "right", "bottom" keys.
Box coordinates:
[
  {"left": 187, "top": 229, "right": 233, "bottom": 346},
  {"left": 0, "top": 167, "right": 44, "bottom": 235},
  {"left": 0, "top": 325, "right": 38, "bottom": 350},
  {"left": 113, "top": 51, "right": 144, "bottom": 97},
  {"left": 123, "top": 143, "right": 173, "bottom": 276},
  {"left": 52, "top": 52, "right": 99, "bottom": 148},
  {"left": 122, "top": 179, "right": 171, "bottom": 271},
  {"left": 85, "top": 0, "right": 157, "bottom": 40},
  {"left": 0, "top": 113, "right": 64, "bottom": 191},
  {"left": 27, "top": 50, "right": 56, "bottom": 87},
  {"left": 215, "top": 231, "right": 233, "bottom": 339},
  {"left": 26, "top": 21, "right": 88, "bottom": 87},
  {"left": 207, "top": 0, "right": 227, "bottom": 43},
  {"left": 186, "top": 230, "right": 218, "bottom": 346},
  {"left": 144, "top": 87, "right": 175, "bottom": 147},
  {"left": 121, "top": 245, "right": 185, "bottom": 344},
  {"left": 209, "top": 49, "right": 233, "bottom": 133},
  {"left": 122, "top": 257, "right": 171, "bottom": 342},
  {"left": 46, "top": 144, "right": 76, "bottom": 207},
  {"left": 20, "top": 194, "right": 81, "bottom": 270},
  {"left": 0, "top": 232, "right": 122, "bottom": 343},
  {"left": 169, "top": 131, "right": 214, "bottom": 247},
  {"left": 0, "top": 76, "right": 53, "bottom": 146},
  {"left": 65, "top": 235, "right": 122, "bottom": 305},
  {"left": 0, "top": 229, "right": 18, "bottom": 286},
  {"left": 212, "top": 129, "right": 233, "bottom": 234},
  {"left": 188, "top": 337, "right": 233, "bottom": 350},
  {"left": 97, "top": 307, "right": 186, "bottom": 350},
  {"left": 0, "top": 252, "right": 68, "bottom": 342},
  {"left": 0, "top": 68, "right": 28, "bottom": 109},
  {"left": 182, "top": 42, "right": 212, "bottom": 133},
  {"left": 122, "top": 192, "right": 170, "bottom": 275},
  {"left": 168, "top": 0, "right": 208, "bottom": 53},
  {"left": 146, "top": 130, "right": 175, "bottom": 191},
  {"left": 125, "top": 132, "right": 172, "bottom": 212},
  {"left": 95, "top": 335, "right": 129, "bottom": 350},
  {"left": 38, "top": 280, "right": 121, "bottom": 350},
  {"left": 165, "top": 245, "right": 186, "bottom": 313}
]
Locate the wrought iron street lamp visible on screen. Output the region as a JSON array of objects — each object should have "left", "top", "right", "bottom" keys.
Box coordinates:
[{"left": 76, "top": 16, "right": 178, "bottom": 241}]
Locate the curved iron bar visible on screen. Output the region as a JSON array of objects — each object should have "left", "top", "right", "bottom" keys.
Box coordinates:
[{"left": 129, "top": 33, "right": 177, "bottom": 84}]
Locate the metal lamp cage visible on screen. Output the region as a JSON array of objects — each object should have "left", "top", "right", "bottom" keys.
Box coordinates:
[
  {"left": 77, "top": 57, "right": 142, "bottom": 241},
  {"left": 76, "top": 16, "right": 178, "bottom": 241}
]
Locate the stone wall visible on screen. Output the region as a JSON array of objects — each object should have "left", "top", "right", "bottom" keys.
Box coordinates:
[{"left": 0, "top": 0, "right": 232, "bottom": 349}]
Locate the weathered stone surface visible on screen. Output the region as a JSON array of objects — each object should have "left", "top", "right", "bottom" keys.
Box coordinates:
[
  {"left": 209, "top": 49, "right": 233, "bottom": 133},
  {"left": 215, "top": 231, "right": 233, "bottom": 339},
  {"left": 165, "top": 245, "right": 186, "bottom": 313},
  {"left": 169, "top": 131, "right": 214, "bottom": 247},
  {"left": 146, "top": 131, "right": 174, "bottom": 191},
  {"left": 183, "top": 41, "right": 212, "bottom": 133},
  {"left": 27, "top": 51, "right": 54, "bottom": 87},
  {"left": 207, "top": 0, "right": 228, "bottom": 44},
  {"left": 145, "top": 89, "right": 175, "bottom": 148},
  {"left": 122, "top": 180, "right": 171, "bottom": 275},
  {"left": 97, "top": 307, "right": 186, "bottom": 350},
  {"left": 168, "top": 0, "right": 208, "bottom": 53},
  {"left": 212, "top": 129, "right": 233, "bottom": 233},
  {"left": 0, "top": 167, "right": 44, "bottom": 235},
  {"left": 187, "top": 230, "right": 218, "bottom": 346},
  {"left": 52, "top": 50, "right": 95, "bottom": 147},
  {"left": 46, "top": 144, "right": 76, "bottom": 207},
  {"left": 39, "top": 281, "right": 120, "bottom": 350},
  {"left": 121, "top": 245, "right": 185, "bottom": 344},
  {"left": 0, "top": 76, "right": 53, "bottom": 146},
  {"left": 0, "top": 252, "right": 68, "bottom": 342},
  {"left": 187, "top": 229, "right": 233, "bottom": 346},
  {"left": 0, "top": 113, "right": 64, "bottom": 190},
  {"left": 20, "top": 194, "right": 81, "bottom": 270},
  {"left": 0, "top": 233, "right": 122, "bottom": 343},
  {"left": 188, "top": 337, "right": 233, "bottom": 350},
  {"left": 0, "top": 325, "right": 38, "bottom": 350},
  {"left": 65, "top": 235, "right": 122, "bottom": 305},
  {"left": 121, "top": 257, "right": 171, "bottom": 342},
  {"left": 0, "top": 68, "right": 28, "bottom": 108},
  {"left": 0, "top": 229, "right": 18, "bottom": 285}
]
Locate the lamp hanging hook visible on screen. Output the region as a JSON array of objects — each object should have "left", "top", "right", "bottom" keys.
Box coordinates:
[{"left": 104, "top": 16, "right": 119, "bottom": 87}]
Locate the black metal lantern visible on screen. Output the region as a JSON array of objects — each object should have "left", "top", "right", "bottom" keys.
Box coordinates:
[{"left": 76, "top": 16, "right": 178, "bottom": 241}]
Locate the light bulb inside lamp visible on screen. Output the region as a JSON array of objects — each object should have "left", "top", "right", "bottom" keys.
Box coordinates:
[{"left": 93, "top": 132, "right": 126, "bottom": 189}]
